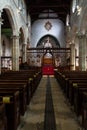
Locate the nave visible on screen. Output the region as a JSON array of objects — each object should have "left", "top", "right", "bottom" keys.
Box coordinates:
[{"left": 17, "top": 76, "right": 82, "bottom": 130}]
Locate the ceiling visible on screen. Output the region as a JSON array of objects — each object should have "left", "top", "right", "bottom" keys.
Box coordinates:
[
  {"left": 25, "top": 0, "right": 72, "bottom": 24},
  {"left": 1, "top": 0, "right": 72, "bottom": 29}
]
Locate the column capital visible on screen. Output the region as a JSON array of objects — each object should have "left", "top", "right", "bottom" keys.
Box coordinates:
[
  {"left": 70, "top": 43, "right": 75, "bottom": 45},
  {"left": 11, "top": 35, "right": 20, "bottom": 39},
  {"left": 77, "top": 32, "right": 85, "bottom": 39},
  {"left": 70, "top": 43, "right": 75, "bottom": 49},
  {"left": 22, "top": 43, "right": 26, "bottom": 45},
  {"left": 66, "top": 25, "right": 71, "bottom": 32}
]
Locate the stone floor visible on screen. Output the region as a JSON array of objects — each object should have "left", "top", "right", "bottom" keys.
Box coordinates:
[{"left": 17, "top": 75, "right": 83, "bottom": 130}]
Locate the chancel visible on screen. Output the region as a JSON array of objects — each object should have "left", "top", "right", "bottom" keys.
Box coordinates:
[{"left": 0, "top": 0, "right": 87, "bottom": 130}]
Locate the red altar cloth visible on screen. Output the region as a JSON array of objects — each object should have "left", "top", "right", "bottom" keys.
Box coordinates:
[{"left": 42, "top": 65, "right": 54, "bottom": 75}]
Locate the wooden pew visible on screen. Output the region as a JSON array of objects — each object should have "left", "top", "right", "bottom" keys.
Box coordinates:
[
  {"left": 54, "top": 70, "right": 87, "bottom": 128},
  {"left": 0, "top": 70, "right": 42, "bottom": 97},
  {"left": 0, "top": 103, "right": 7, "bottom": 130},
  {"left": 0, "top": 80, "right": 31, "bottom": 105},
  {"left": 0, "top": 90, "right": 20, "bottom": 130},
  {"left": 73, "top": 86, "right": 87, "bottom": 116},
  {"left": 82, "top": 92, "right": 87, "bottom": 130},
  {"left": 0, "top": 77, "right": 38, "bottom": 104},
  {"left": 65, "top": 78, "right": 87, "bottom": 98},
  {"left": 0, "top": 83, "right": 27, "bottom": 115},
  {"left": 68, "top": 80, "right": 87, "bottom": 105},
  {"left": 0, "top": 71, "right": 42, "bottom": 103},
  {"left": 54, "top": 70, "right": 87, "bottom": 94},
  {"left": 0, "top": 70, "right": 42, "bottom": 130}
]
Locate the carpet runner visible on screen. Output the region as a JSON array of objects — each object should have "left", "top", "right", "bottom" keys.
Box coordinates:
[{"left": 44, "top": 76, "right": 56, "bottom": 130}]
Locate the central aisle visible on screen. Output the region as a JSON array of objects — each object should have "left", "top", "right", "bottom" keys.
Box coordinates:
[{"left": 17, "top": 76, "right": 82, "bottom": 130}]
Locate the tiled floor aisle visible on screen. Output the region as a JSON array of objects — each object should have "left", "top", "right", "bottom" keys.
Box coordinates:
[{"left": 17, "top": 76, "right": 82, "bottom": 130}]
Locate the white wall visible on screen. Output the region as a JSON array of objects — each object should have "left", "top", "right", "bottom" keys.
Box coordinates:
[{"left": 31, "top": 19, "right": 65, "bottom": 48}]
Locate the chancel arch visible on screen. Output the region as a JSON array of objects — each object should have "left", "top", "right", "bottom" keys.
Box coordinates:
[
  {"left": 36, "top": 34, "right": 60, "bottom": 48},
  {"left": 36, "top": 35, "right": 61, "bottom": 66}
]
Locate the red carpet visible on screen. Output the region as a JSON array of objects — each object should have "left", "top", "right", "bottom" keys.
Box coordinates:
[{"left": 42, "top": 65, "right": 54, "bottom": 75}]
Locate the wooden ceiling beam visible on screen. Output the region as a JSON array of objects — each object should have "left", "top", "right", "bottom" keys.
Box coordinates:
[
  {"left": 29, "top": 11, "right": 67, "bottom": 15},
  {"left": 24, "top": 0, "right": 71, "bottom": 24},
  {"left": 28, "top": 4, "right": 70, "bottom": 9}
]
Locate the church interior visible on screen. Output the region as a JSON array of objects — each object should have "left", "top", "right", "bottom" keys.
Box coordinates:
[{"left": 0, "top": 0, "right": 87, "bottom": 130}]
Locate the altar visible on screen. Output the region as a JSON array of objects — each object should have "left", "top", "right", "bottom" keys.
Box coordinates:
[{"left": 42, "top": 65, "right": 54, "bottom": 75}]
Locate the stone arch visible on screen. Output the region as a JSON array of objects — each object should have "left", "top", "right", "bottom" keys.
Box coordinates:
[
  {"left": 1, "top": 6, "right": 20, "bottom": 70},
  {"left": 2, "top": 5, "right": 18, "bottom": 35}
]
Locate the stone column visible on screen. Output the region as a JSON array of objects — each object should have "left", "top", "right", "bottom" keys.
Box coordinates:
[
  {"left": 22, "top": 43, "right": 27, "bottom": 63},
  {"left": 12, "top": 35, "right": 20, "bottom": 71},
  {"left": 86, "top": 32, "right": 87, "bottom": 70},
  {"left": 0, "top": 11, "right": 3, "bottom": 74},
  {"left": 70, "top": 43, "right": 75, "bottom": 70},
  {"left": 78, "top": 33, "right": 86, "bottom": 71},
  {"left": 82, "top": 34, "right": 87, "bottom": 71}
]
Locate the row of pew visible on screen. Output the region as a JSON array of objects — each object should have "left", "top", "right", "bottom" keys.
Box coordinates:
[
  {"left": 54, "top": 70, "right": 87, "bottom": 130},
  {"left": 0, "top": 69, "right": 42, "bottom": 130}
]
